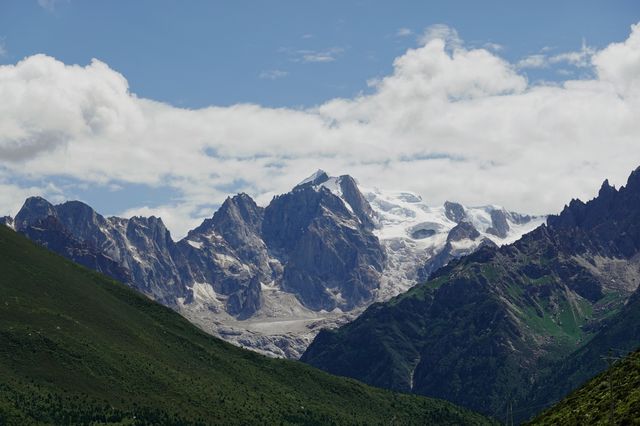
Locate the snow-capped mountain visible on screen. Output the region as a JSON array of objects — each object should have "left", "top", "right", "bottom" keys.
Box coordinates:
[
  {"left": 300, "top": 170, "right": 545, "bottom": 300},
  {"left": 364, "top": 188, "right": 545, "bottom": 299},
  {"left": 5, "top": 170, "right": 545, "bottom": 358}
]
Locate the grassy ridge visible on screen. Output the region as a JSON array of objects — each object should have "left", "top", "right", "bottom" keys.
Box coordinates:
[
  {"left": 530, "top": 349, "right": 640, "bottom": 425},
  {"left": 0, "top": 225, "right": 492, "bottom": 425}
]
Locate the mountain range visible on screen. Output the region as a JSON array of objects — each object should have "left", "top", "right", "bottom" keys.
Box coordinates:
[
  {"left": 301, "top": 167, "right": 640, "bottom": 421},
  {"left": 2, "top": 170, "right": 541, "bottom": 358},
  {"left": 0, "top": 223, "right": 493, "bottom": 425},
  {"left": 4, "top": 166, "right": 640, "bottom": 422}
]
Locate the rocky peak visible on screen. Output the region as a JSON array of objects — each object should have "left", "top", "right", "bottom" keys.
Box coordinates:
[
  {"left": 213, "top": 193, "right": 263, "bottom": 235},
  {"left": 548, "top": 199, "right": 585, "bottom": 229},
  {"left": 548, "top": 179, "right": 620, "bottom": 232},
  {"left": 188, "top": 193, "right": 263, "bottom": 242},
  {"left": 447, "top": 221, "right": 481, "bottom": 242},
  {"left": 14, "top": 196, "right": 57, "bottom": 230},
  {"left": 126, "top": 216, "right": 173, "bottom": 250},
  {"left": 55, "top": 201, "right": 110, "bottom": 246},
  {"left": 263, "top": 185, "right": 351, "bottom": 252},
  {"left": 296, "top": 169, "right": 330, "bottom": 188},
  {"left": 598, "top": 179, "right": 616, "bottom": 197},
  {"left": 444, "top": 201, "right": 466, "bottom": 223},
  {"left": 263, "top": 182, "right": 384, "bottom": 311},
  {"left": 337, "top": 175, "right": 376, "bottom": 230},
  {"left": 545, "top": 168, "right": 640, "bottom": 258},
  {"left": 486, "top": 209, "right": 510, "bottom": 239},
  {"left": 294, "top": 171, "right": 377, "bottom": 230},
  {"left": 625, "top": 166, "right": 640, "bottom": 191}
]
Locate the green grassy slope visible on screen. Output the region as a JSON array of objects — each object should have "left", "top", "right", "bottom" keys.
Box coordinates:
[
  {"left": 0, "top": 225, "right": 492, "bottom": 425},
  {"left": 517, "top": 287, "right": 640, "bottom": 423},
  {"left": 302, "top": 236, "right": 618, "bottom": 416},
  {"left": 529, "top": 349, "right": 640, "bottom": 425}
]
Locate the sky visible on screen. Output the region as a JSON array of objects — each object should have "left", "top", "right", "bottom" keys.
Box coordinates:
[{"left": 1, "top": 1, "right": 640, "bottom": 238}]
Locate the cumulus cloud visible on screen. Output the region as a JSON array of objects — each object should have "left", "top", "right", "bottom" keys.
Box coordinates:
[
  {"left": 2, "top": 24, "right": 640, "bottom": 238},
  {"left": 593, "top": 23, "right": 640, "bottom": 96},
  {"left": 418, "top": 24, "right": 462, "bottom": 50}
]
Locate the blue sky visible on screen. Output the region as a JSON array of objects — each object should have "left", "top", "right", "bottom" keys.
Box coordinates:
[
  {"left": 2, "top": 1, "right": 638, "bottom": 108},
  {"left": 1, "top": 1, "right": 640, "bottom": 238}
]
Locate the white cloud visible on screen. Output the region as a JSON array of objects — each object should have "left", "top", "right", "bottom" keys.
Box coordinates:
[
  {"left": 0, "top": 39, "right": 6, "bottom": 58},
  {"left": 299, "top": 47, "right": 344, "bottom": 63},
  {"left": 549, "top": 40, "right": 596, "bottom": 68},
  {"left": 396, "top": 28, "right": 413, "bottom": 37},
  {"left": 418, "top": 24, "right": 462, "bottom": 50},
  {"left": 2, "top": 24, "right": 640, "bottom": 238},
  {"left": 259, "top": 69, "right": 288, "bottom": 80},
  {"left": 0, "top": 182, "right": 43, "bottom": 217},
  {"left": 517, "top": 54, "right": 548, "bottom": 69},
  {"left": 592, "top": 23, "right": 640, "bottom": 97},
  {"left": 518, "top": 40, "right": 597, "bottom": 70},
  {"left": 483, "top": 42, "right": 503, "bottom": 52}
]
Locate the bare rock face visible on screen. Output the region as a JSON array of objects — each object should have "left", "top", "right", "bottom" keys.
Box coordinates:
[
  {"left": 15, "top": 213, "right": 131, "bottom": 285},
  {"left": 447, "top": 221, "right": 481, "bottom": 242},
  {"left": 338, "top": 175, "right": 377, "bottom": 230},
  {"left": 13, "top": 197, "right": 187, "bottom": 304},
  {"left": 444, "top": 201, "right": 466, "bottom": 223},
  {"left": 12, "top": 173, "right": 383, "bottom": 332},
  {"left": 263, "top": 185, "right": 384, "bottom": 311},
  {"left": 14, "top": 196, "right": 57, "bottom": 230},
  {"left": 226, "top": 276, "right": 263, "bottom": 319},
  {"left": 177, "top": 193, "right": 272, "bottom": 318},
  {"left": 486, "top": 209, "right": 510, "bottom": 238}
]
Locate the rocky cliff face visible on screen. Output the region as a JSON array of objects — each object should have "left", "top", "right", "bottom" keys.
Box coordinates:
[
  {"left": 301, "top": 166, "right": 640, "bottom": 417},
  {"left": 6, "top": 173, "right": 387, "bottom": 357},
  {"left": 13, "top": 196, "right": 186, "bottom": 304},
  {"left": 177, "top": 194, "right": 272, "bottom": 318},
  {"left": 18, "top": 214, "right": 131, "bottom": 285},
  {"left": 263, "top": 184, "right": 384, "bottom": 311},
  {"left": 6, "top": 170, "right": 540, "bottom": 358}
]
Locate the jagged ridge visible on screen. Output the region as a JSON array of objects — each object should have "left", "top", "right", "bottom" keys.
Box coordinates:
[
  {"left": 4, "top": 170, "right": 541, "bottom": 358},
  {"left": 302, "top": 166, "right": 640, "bottom": 418}
]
